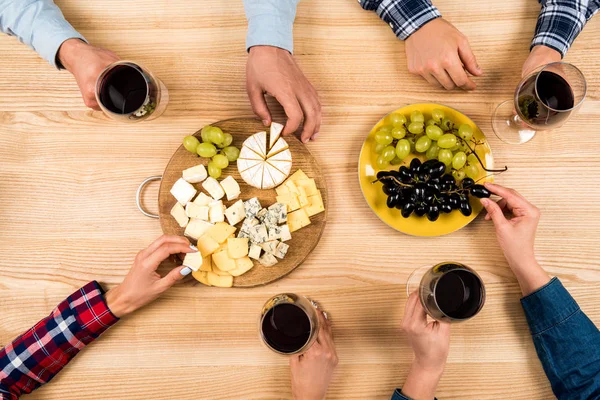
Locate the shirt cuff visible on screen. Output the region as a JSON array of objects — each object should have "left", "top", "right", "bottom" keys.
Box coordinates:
[
  {"left": 520, "top": 277, "right": 579, "bottom": 336},
  {"left": 244, "top": 0, "right": 298, "bottom": 54},
  {"left": 360, "top": 0, "right": 441, "bottom": 40},
  {"left": 67, "top": 281, "right": 119, "bottom": 343},
  {"left": 391, "top": 389, "right": 411, "bottom": 400},
  {"left": 531, "top": 2, "right": 588, "bottom": 57}
]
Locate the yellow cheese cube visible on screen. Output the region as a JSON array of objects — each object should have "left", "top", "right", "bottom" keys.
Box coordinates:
[
  {"left": 297, "top": 186, "right": 310, "bottom": 208},
  {"left": 288, "top": 208, "right": 311, "bottom": 232},
  {"left": 197, "top": 234, "right": 220, "bottom": 257},
  {"left": 227, "top": 238, "right": 249, "bottom": 259},
  {"left": 275, "top": 185, "right": 290, "bottom": 196},
  {"left": 206, "top": 222, "right": 236, "bottom": 244},
  {"left": 289, "top": 169, "right": 310, "bottom": 182},
  {"left": 284, "top": 180, "right": 300, "bottom": 195},
  {"left": 212, "top": 261, "right": 232, "bottom": 276},
  {"left": 212, "top": 250, "right": 236, "bottom": 271},
  {"left": 207, "top": 271, "right": 233, "bottom": 287},
  {"left": 304, "top": 191, "right": 325, "bottom": 217},
  {"left": 276, "top": 193, "right": 301, "bottom": 212},
  {"left": 229, "top": 256, "right": 254, "bottom": 277},
  {"left": 296, "top": 179, "right": 319, "bottom": 196},
  {"left": 200, "top": 256, "right": 212, "bottom": 272},
  {"left": 192, "top": 270, "right": 210, "bottom": 286}
]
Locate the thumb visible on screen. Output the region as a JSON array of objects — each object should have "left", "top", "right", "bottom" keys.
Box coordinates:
[
  {"left": 158, "top": 265, "right": 189, "bottom": 291},
  {"left": 458, "top": 40, "right": 482, "bottom": 76},
  {"left": 247, "top": 83, "right": 272, "bottom": 126},
  {"left": 481, "top": 198, "right": 508, "bottom": 228}
]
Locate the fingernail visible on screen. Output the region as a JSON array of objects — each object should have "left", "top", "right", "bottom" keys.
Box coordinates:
[
  {"left": 180, "top": 267, "right": 192, "bottom": 276},
  {"left": 480, "top": 198, "right": 489, "bottom": 206},
  {"left": 190, "top": 244, "right": 198, "bottom": 252},
  {"left": 311, "top": 132, "right": 320, "bottom": 141},
  {"left": 302, "top": 137, "right": 310, "bottom": 144},
  {"left": 262, "top": 120, "right": 269, "bottom": 126}
]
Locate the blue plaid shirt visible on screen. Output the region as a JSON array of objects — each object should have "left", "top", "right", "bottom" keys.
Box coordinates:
[{"left": 359, "top": 0, "right": 600, "bottom": 57}]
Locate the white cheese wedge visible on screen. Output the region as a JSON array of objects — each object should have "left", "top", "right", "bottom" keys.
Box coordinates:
[
  {"left": 186, "top": 203, "right": 209, "bottom": 220},
  {"left": 265, "top": 163, "right": 287, "bottom": 187},
  {"left": 254, "top": 131, "right": 268, "bottom": 157},
  {"left": 268, "top": 148, "right": 292, "bottom": 163},
  {"left": 202, "top": 177, "right": 225, "bottom": 200},
  {"left": 225, "top": 200, "right": 245, "bottom": 226},
  {"left": 182, "top": 164, "right": 208, "bottom": 183},
  {"left": 237, "top": 157, "right": 262, "bottom": 173},
  {"left": 262, "top": 165, "right": 277, "bottom": 189},
  {"left": 170, "top": 178, "right": 197, "bottom": 205},
  {"left": 193, "top": 192, "right": 212, "bottom": 206},
  {"left": 209, "top": 200, "right": 225, "bottom": 223},
  {"left": 267, "top": 137, "right": 289, "bottom": 158},
  {"left": 239, "top": 145, "right": 264, "bottom": 161},
  {"left": 269, "top": 122, "right": 284, "bottom": 149},
  {"left": 182, "top": 251, "right": 203, "bottom": 271},
  {"left": 243, "top": 136, "right": 266, "bottom": 159},
  {"left": 184, "top": 219, "right": 213, "bottom": 240},
  {"left": 170, "top": 203, "right": 189, "bottom": 228},
  {"left": 220, "top": 176, "right": 241, "bottom": 201}
]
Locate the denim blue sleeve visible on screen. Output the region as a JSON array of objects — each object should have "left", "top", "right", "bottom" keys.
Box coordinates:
[
  {"left": 243, "top": 0, "right": 299, "bottom": 54},
  {"left": 0, "top": 0, "right": 86, "bottom": 68},
  {"left": 391, "top": 389, "right": 411, "bottom": 400},
  {"left": 521, "top": 277, "right": 600, "bottom": 400}
]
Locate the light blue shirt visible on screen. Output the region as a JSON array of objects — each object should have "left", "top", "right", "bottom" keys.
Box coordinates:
[
  {"left": 0, "top": 0, "right": 85, "bottom": 68},
  {"left": 243, "top": 0, "right": 299, "bottom": 53}
]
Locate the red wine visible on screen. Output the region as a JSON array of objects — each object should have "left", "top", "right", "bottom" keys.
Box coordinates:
[
  {"left": 517, "top": 71, "right": 574, "bottom": 128},
  {"left": 262, "top": 303, "right": 311, "bottom": 354},
  {"left": 435, "top": 269, "right": 484, "bottom": 320},
  {"left": 98, "top": 64, "right": 148, "bottom": 114}
]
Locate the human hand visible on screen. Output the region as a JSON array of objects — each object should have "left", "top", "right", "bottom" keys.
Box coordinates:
[
  {"left": 400, "top": 292, "right": 450, "bottom": 399},
  {"left": 104, "top": 235, "right": 197, "bottom": 318},
  {"left": 521, "top": 45, "right": 561, "bottom": 78},
  {"left": 246, "top": 45, "right": 321, "bottom": 143},
  {"left": 405, "top": 18, "right": 482, "bottom": 90},
  {"left": 480, "top": 183, "right": 550, "bottom": 295},
  {"left": 290, "top": 310, "right": 338, "bottom": 400},
  {"left": 57, "top": 39, "right": 120, "bottom": 110}
]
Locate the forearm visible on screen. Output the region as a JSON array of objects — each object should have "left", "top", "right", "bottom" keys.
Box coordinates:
[
  {"left": 393, "top": 361, "right": 443, "bottom": 400},
  {"left": 0, "top": 0, "right": 85, "bottom": 68},
  {"left": 509, "top": 258, "right": 551, "bottom": 296},
  {"left": 243, "top": 0, "right": 299, "bottom": 53},
  {"left": 0, "top": 281, "right": 119, "bottom": 399}
]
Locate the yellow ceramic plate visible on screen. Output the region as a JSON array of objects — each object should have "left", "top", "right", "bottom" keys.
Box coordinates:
[{"left": 359, "top": 104, "right": 494, "bottom": 237}]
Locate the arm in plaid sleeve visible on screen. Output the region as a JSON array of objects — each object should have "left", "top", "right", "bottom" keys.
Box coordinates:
[
  {"left": 0, "top": 281, "right": 119, "bottom": 400},
  {"left": 532, "top": 0, "right": 600, "bottom": 57},
  {"left": 358, "top": 0, "right": 442, "bottom": 40}
]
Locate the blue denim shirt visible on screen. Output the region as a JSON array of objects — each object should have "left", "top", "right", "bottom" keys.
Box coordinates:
[{"left": 391, "top": 278, "right": 600, "bottom": 400}]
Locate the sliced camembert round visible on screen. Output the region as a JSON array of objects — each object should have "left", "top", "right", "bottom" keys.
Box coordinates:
[{"left": 238, "top": 124, "right": 293, "bottom": 189}]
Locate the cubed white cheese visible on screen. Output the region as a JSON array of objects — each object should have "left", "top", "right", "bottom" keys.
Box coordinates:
[
  {"left": 185, "top": 203, "right": 209, "bottom": 220},
  {"left": 202, "top": 177, "right": 225, "bottom": 200},
  {"left": 209, "top": 200, "right": 225, "bottom": 223},
  {"left": 182, "top": 251, "right": 203, "bottom": 271},
  {"left": 248, "top": 244, "right": 262, "bottom": 260},
  {"left": 184, "top": 219, "right": 213, "bottom": 240},
  {"left": 170, "top": 178, "right": 197, "bottom": 205},
  {"left": 220, "top": 176, "right": 241, "bottom": 201},
  {"left": 170, "top": 203, "right": 189, "bottom": 228},
  {"left": 279, "top": 224, "right": 292, "bottom": 242},
  {"left": 225, "top": 200, "right": 245, "bottom": 226},
  {"left": 193, "top": 192, "right": 212, "bottom": 206},
  {"left": 182, "top": 164, "right": 208, "bottom": 183}
]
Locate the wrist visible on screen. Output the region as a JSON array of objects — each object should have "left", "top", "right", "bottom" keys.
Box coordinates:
[
  {"left": 105, "top": 285, "right": 134, "bottom": 318},
  {"left": 402, "top": 360, "right": 444, "bottom": 399},
  {"left": 57, "top": 38, "right": 87, "bottom": 72},
  {"left": 530, "top": 45, "right": 562, "bottom": 61}
]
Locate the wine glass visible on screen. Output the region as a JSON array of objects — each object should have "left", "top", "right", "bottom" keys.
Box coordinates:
[
  {"left": 406, "top": 262, "right": 485, "bottom": 322},
  {"left": 492, "top": 62, "right": 586, "bottom": 144}
]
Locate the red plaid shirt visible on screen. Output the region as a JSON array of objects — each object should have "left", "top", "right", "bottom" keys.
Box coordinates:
[{"left": 0, "top": 281, "right": 119, "bottom": 399}]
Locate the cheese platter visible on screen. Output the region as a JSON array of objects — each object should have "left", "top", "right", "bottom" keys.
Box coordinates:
[{"left": 155, "top": 118, "right": 328, "bottom": 287}]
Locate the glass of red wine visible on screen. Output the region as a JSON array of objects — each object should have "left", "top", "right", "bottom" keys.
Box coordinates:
[
  {"left": 492, "top": 62, "right": 586, "bottom": 144},
  {"left": 259, "top": 294, "right": 321, "bottom": 355},
  {"left": 95, "top": 61, "right": 169, "bottom": 122},
  {"left": 406, "top": 262, "right": 485, "bottom": 322}
]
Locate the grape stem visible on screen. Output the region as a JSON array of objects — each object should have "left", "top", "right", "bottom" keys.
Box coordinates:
[{"left": 459, "top": 137, "right": 508, "bottom": 173}]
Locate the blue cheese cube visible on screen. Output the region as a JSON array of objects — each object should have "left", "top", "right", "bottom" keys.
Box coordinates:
[
  {"left": 248, "top": 224, "right": 268, "bottom": 244},
  {"left": 241, "top": 217, "right": 259, "bottom": 233},
  {"left": 279, "top": 224, "right": 292, "bottom": 242},
  {"left": 248, "top": 244, "right": 262, "bottom": 260},
  {"left": 256, "top": 208, "right": 268, "bottom": 223},
  {"left": 258, "top": 253, "right": 278, "bottom": 267},
  {"left": 267, "top": 225, "right": 283, "bottom": 241},
  {"left": 260, "top": 240, "right": 279, "bottom": 254},
  {"left": 274, "top": 242, "right": 289, "bottom": 259},
  {"left": 244, "top": 197, "right": 262, "bottom": 219}
]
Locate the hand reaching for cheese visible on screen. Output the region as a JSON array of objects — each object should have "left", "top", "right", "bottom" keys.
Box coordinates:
[
  {"left": 290, "top": 311, "right": 338, "bottom": 400},
  {"left": 105, "top": 235, "right": 197, "bottom": 317}
]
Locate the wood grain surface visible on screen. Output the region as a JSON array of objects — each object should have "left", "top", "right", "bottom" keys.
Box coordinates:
[
  {"left": 158, "top": 118, "right": 328, "bottom": 287},
  {"left": 0, "top": 0, "right": 599, "bottom": 399}
]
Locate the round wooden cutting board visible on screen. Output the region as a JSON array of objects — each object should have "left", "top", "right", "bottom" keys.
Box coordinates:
[{"left": 158, "top": 118, "right": 328, "bottom": 287}]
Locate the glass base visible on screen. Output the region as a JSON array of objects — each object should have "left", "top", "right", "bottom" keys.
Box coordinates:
[
  {"left": 492, "top": 100, "right": 536, "bottom": 145},
  {"left": 406, "top": 265, "right": 432, "bottom": 297}
]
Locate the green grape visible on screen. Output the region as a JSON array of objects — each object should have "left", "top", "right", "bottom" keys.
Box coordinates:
[
  {"left": 452, "top": 151, "right": 467, "bottom": 169},
  {"left": 432, "top": 108, "right": 445, "bottom": 123},
  {"left": 390, "top": 156, "right": 403, "bottom": 165},
  {"left": 381, "top": 145, "right": 396, "bottom": 161},
  {"left": 197, "top": 142, "right": 217, "bottom": 158},
  {"left": 440, "top": 118, "right": 454, "bottom": 131},
  {"left": 212, "top": 154, "right": 229, "bottom": 169},
  {"left": 426, "top": 119, "right": 437, "bottom": 127},
  {"left": 387, "top": 113, "right": 407, "bottom": 127},
  {"left": 407, "top": 136, "right": 416, "bottom": 153},
  {"left": 391, "top": 126, "right": 406, "bottom": 139},
  {"left": 410, "top": 110, "right": 425, "bottom": 123},
  {"left": 376, "top": 155, "right": 390, "bottom": 169},
  {"left": 452, "top": 169, "right": 466, "bottom": 181},
  {"left": 200, "top": 126, "right": 212, "bottom": 143},
  {"left": 458, "top": 124, "right": 474, "bottom": 141},
  {"left": 374, "top": 143, "right": 386, "bottom": 153},
  {"left": 222, "top": 146, "right": 240, "bottom": 162},
  {"left": 209, "top": 128, "right": 225, "bottom": 145},
  {"left": 467, "top": 153, "right": 479, "bottom": 165},
  {"left": 207, "top": 162, "right": 222, "bottom": 179},
  {"left": 458, "top": 141, "right": 470, "bottom": 153},
  {"left": 465, "top": 164, "right": 479, "bottom": 179},
  {"left": 426, "top": 143, "right": 440, "bottom": 160},
  {"left": 438, "top": 149, "right": 453, "bottom": 166},
  {"left": 375, "top": 130, "right": 394, "bottom": 145},
  {"left": 425, "top": 125, "right": 444, "bottom": 141},
  {"left": 222, "top": 133, "right": 233, "bottom": 147},
  {"left": 415, "top": 135, "right": 432, "bottom": 153},
  {"left": 437, "top": 134, "right": 458, "bottom": 149},
  {"left": 408, "top": 122, "right": 424, "bottom": 134},
  {"left": 395, "top": 139, "right": 411, "bottom": 160},
  {"left": 450, "top": 143, "right": 461, "bottom": 152},
  {"left": 183, "top": 135, "right": 200, "bottom": 153}
]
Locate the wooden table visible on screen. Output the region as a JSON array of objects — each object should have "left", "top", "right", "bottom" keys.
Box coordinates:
[{"left": 1, "top": 1, "right": 598, "bottom": 399}]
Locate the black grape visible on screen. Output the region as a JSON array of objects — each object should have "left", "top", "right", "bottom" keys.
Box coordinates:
[
  {"left": 440, "top": 203, "right": 452, "bottom": 213},
  {"left": 409, "top": 158, "right": 421, "bottom": 171},
  {"left": 399, "top": 166, "right": 413, "bottom": 183},
  {"left": 415, "top": 205, "right": 427, "bottom": 217},
  {"left": 462, "top": 177, "right": 475, "bottom": 189},
  {"left": 386, "top": 194, "right": 399, "bottom": 208},
  {"left": 427, "top": 205, "right": 440, "bottom": 221},
  {"left": 459, "top": 197, "right": 472, "bottom": 216},
  {"left": 470, "top": 184, "right": 491, "bottom": 198},
  {"left": 401, "top": 202, "right": 415, "bottom": 218},
  {"left": 429, "top": 162, "right": 446, "bottom": 179},
  {"left": 377, "top": 171, "right": 392, "bottom": 180}
]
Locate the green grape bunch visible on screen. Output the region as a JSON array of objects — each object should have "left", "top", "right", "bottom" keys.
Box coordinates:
[
  {"left": 182, "top": 126, "right": 241, "bottom": 179},
  {"left": 372, "top": 108, "right": 506, "bottom": 182}
]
